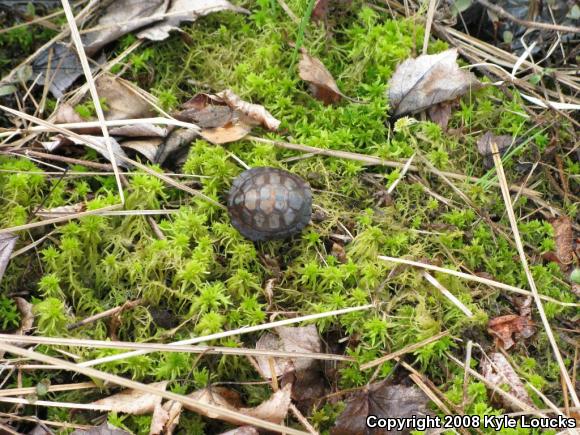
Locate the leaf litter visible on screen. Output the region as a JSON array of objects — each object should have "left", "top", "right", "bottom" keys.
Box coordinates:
[
  {"left": 481, "top": 352, "right": 534, "bottom": 410},
  {"left": 387, "top": 48, "right": 480, "bottom": 117},
  {"left": 332, "top": 382, "right": 430, "bottom": 435},
  {"left": 30, "top": 0, "right": 248, "bottom": 97},
  {"left": 0, "top": 233, "right": 17, "bottom": 283}
]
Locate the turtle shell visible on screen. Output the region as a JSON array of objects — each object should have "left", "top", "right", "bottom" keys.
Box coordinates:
[{"left": 227, "top": 167, "right": 312, "bottom": 241}]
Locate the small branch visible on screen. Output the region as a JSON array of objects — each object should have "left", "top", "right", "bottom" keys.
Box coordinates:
[
  {"left": 475, "top": 0, "right": 580, "bottom": 34},
  {"left": 67, "top": 299, "right": 143, "bottom": 331}
]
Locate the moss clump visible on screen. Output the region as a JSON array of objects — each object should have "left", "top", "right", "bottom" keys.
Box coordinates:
[{"left": 0, "top": 1, "right": 577, "bottom": 433}]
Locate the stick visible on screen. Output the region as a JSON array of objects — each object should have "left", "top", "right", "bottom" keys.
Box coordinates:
[{"left": 491, "top": 142, "right": 579, "bottom": 408}]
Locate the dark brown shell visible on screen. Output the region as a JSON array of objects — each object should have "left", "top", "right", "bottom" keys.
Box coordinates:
[{"left": 227, "top": 167, "right": 312, "bottom": 241}]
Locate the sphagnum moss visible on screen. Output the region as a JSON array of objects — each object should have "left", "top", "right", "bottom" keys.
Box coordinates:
[{"left": 0, "top": 1, "right": 577, "bottom": 433}]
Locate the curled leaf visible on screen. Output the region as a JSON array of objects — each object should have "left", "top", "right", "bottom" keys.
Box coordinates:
[
  {"left": 91, "top": 381, "right": 168, "bottom": 415},
  {"left": 332, "top": 382, "right": 430, "bottom": 435},
  {"left": 481, "top": 352, "right": 534, "bottom": 410},
  {"left": 488, "top": 314, "right": 535, "bottom": 350},
  {"left": 217, "top": 89, "right": 280, "bottom": 131},
  {"left": 298, "top": 49, "right": 343, "bottom": 105},
  {"left": 0, "top": 233, "right": 17, "bottom": 284},
  {"left": 551, "top": 216, "right": 574, "bottom": 266},
  {"left": 388, "top": 48, "right": 480, "bottom": 117}
]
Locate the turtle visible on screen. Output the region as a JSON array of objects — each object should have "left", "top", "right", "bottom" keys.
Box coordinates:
[{"left": 227, "top": 167, "right": 312, "bottom": 241}]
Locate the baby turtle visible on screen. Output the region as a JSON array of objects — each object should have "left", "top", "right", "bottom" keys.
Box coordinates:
[{"left": 227, "top": 167, "right": 312, "bottom": 241}]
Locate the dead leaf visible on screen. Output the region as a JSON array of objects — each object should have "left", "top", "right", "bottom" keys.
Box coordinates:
[
  {"left": 255, "top": 325, "right": 321, "bottom": 379},
  {"left": 42, "top": 135, "right": 131, "bottom": 168},
  {"left": 427, "top": 101, "right": 454, "bottom": 130},
  {"left": 32, "top": 45, "right": 105, "bottom": 99},
  {"left": 219, "top": 427, "right": 259, "bottom": 435},
  {"left": 217, "top": 89, "right": 280, "bottom": 131},
  {"left": 110, "top": 124, "right": 168, "bottom": 138},
  {"left": 551, "top": 216, "right": 575, "bottom": 266},
  {"left": 91, "top": 381, "right": 168, "bottom": 415},
  {"left": 96, "top": 75, "right": 155, "bottom": 121},
  {"left": 155, "top": 127, "right": 199, "bottom": 165},
  {"left": 136, "top": 0, "right": 248, "bottom": 41},
  {"left": 312, "top": 0, "right": 331, "bottom": 21},
  {"left": 186, "top": 384, "right": 291, "bottom": 426},
  {"left": 476, "top": 132, "right": 513, "bottom": 169},
  {"left": 298, "top": 49, "right": 343, "bottom": 105},
  {"left": 0, "top": 233, "right": 17, "bottom": 283},
  {"left": 150, "top": 402, "right": 169, "bottom": 435},
  {"left": 388, "top": 48, "right": 480, "bottom": 117},
  {"left": 71, "top": 421, "right": 131, "bottom": 435},
  {"left": 311, "top": 0, "right": 352, "bottom": 23},
  {"left": 200, "top": 122, "right": 252, "bottom": 144},
  {"left": 488, "top": 314, "right": 535, "bottom": 350},
  {"left": 160, "top": 400, "right": 183, "bottom": 435},
  {"left": 176, "top": 94, "right": 234, "bottom": 128},
  {"left": 481, "top": 352, "right": 534, "bottom": 410},
  {"left": 122, "top": 138, "right": 164, "bottom": 162},
  {"left": 14, "top": 297, "right": 34, "bottom": 336},
  {"left": 37, "top": 203, "right": 87, "bottom": 220},
  {"left": 332, "top": 382, "right": 430, "bottom": 435}
]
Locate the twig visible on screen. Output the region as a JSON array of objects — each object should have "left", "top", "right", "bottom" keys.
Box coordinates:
[
  {"left": 490, "top": 142, "right": 579, "bottom": 408},
  {"left": 74, "top": 305, "right": 373, "bottom": 368},
  {"left": 377, "top": 256, "right": 580, "bottom": 308},
  {"left": 0, "top": 342, "right": 309, "bottom": 435},
  {"left": 423, "top": 272, "right": 474, "bottom": 317},
  {"left": 67, "top": 299, "right": 143, "bottom": 330},
  {"left": 360, "top": 330, "right": 450, "bottom": 370},
  {"left": 422, "top": 0, "right": 438, "bottom": 54},
  {"left": 475, "top": 0, "right": 580, "bottom": 34}
]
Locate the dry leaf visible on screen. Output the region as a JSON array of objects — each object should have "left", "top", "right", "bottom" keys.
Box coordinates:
[
  {"left": 150, "top": 402, "right": 169, "bottom": 435},
  {"left": 91, "top": 381, "right": 168, "bottom": 415},
  {"left": 0, "top": 233, "right": 17, "bottom": 284},
  {"left": 217, "top": 89, "right": 280, "bottom": 131},
  {"left": 161, "top": 400, "right": 183, "bottom": 435},
  {"left": 488, "top": 314, "right": 535, "bottom": 350},
  {"left": 176, "top": 93, "right": 234, "bottom": 128},
  {"left": 427, "top": 101, "right": 454, "bottom": 130},
  {"left": 332, "top": 383, "right": 430, "bottom": 435},
  {"left": 37, "top": 203, "right": 87, "bottom": 220},
  {"left": 110, "top": 124, "right": 168, "bottom": 138},
  {"left": 298, "top": 50, "right": 343, "bottom": 105},
  {"left": 155, "top": 127, "right": 199, "bottom": 165},
  {"left": 186, "top": 384, "right": 291, "bottom": 426},
  {"left": 481, "top": 352, "right": 534, "bottom": 410},
  {"left": 137, "top": 0, "right": 248, "bottom": 41},
  {"left": 122, "top": 138, "right": 165, "bottom": 162},
  {"left": 476, "top": 132, "right": 513, "bottom": 169},
  {"left": 551, "top": 216, "right": 575, "bottom": 266},
  {"left": 14, "top": 297, "right": 34, "bottom": 336},
  {"left": 255, "top": 325, "right": 321, "bottom": 379},
  {"left": 71, "top": 422, "right": 131, "bottom": 435},
  {"left": 96, "top": 75, "right": 155, "bottom": 121},
  {"left": 388, "top": 48, "right": 480, "bottom": 117},
  {"left": 219, "top": 427, "right": 259, "bottom": 435},
  {"left": 42, "top": 135, "right": 131, "bottom": 168},
  {"left": 200, "top": 122, "right": 252, "bottom": 144}
]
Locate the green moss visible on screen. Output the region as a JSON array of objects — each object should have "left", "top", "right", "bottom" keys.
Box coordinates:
[{"left": 0, "top": 1, "right": 577, "bottom": 433}]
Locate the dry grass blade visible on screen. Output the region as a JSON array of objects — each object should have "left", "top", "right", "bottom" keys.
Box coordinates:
[
  {"left": 423, "top": 271, "right": 474, "bottom": 317},
  {"left": 378, "top": 256, "right": 580, "bottom": 307},
  {"left": 247, "top": 136, "right": 543, "bottom": 199},
  {"left": 0, "top": 342, "right": 309, "bottom": 435},
  {"left": 360, "top": 331, "right": 450, "bottom": 370},
  {"left": 0, "top": 382, "right": 96, "bottom": 398},
  {"left": 0, "top": 334, "right": 354, "bottom": 362},
  {"left": 76, "top": 304, "right": 373, "bottom": 368},
  {"left": 61, "top": 0, "right": 124, "bottom": 204},
  {"left": 490, "top": 142, "right": 580, "bottom": 408}
]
